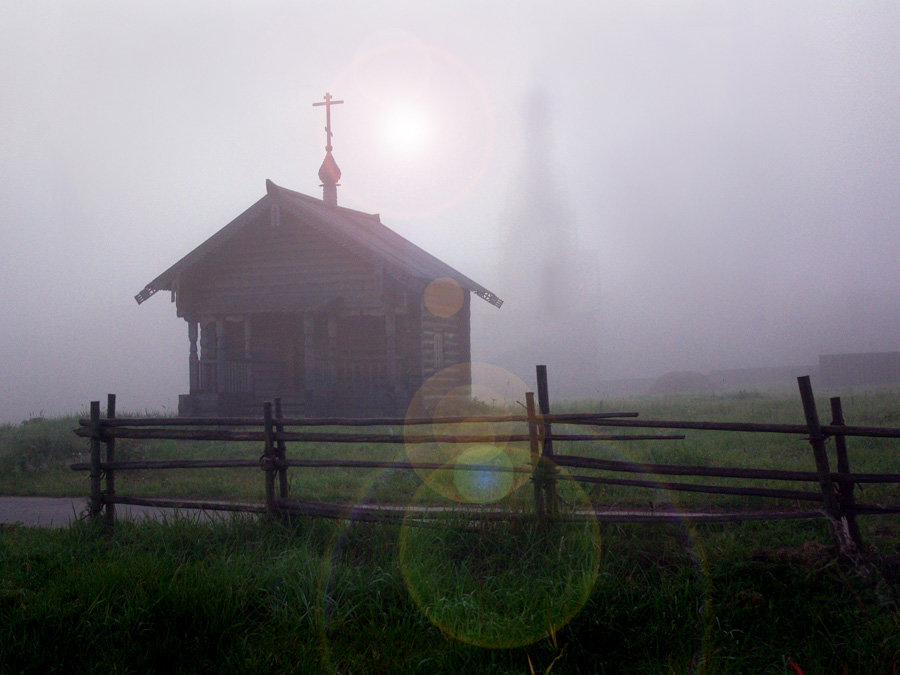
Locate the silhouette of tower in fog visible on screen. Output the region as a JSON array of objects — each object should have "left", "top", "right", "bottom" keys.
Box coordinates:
[{"left": 480, "top": 87, "right": 599, "bottom": 395}]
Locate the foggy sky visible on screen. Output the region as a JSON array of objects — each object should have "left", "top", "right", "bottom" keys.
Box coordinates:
[{"left": 2, "top": 1, "right": 900, "bottom": 421}]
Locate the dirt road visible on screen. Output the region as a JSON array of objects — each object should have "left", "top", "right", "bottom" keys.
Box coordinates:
[{"left": 0, "top": 496, "right": 218, "bottom": 527}]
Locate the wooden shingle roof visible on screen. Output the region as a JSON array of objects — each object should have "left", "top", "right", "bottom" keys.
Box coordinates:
[{"left": 135, "top": 179, "right": 502, "bottom": 308}]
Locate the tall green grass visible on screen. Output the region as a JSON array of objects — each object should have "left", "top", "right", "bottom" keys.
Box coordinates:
[{"left": 0, "top": 515, "right": 897, "bottom": 673}]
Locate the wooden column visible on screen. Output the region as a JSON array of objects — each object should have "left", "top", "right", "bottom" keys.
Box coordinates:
[
  {"left": 244, "top": 318, "right": 253, "bottom": 393},
  {"left": 104, "top": 394, "right": 116, "bottom": 532},
  {"left": 327, "top": 314, "right": 338, "bottom": 386},
  {"left": 385, "top": 311, "right": 397, "bottom": 381},
  {"left": 303, "top": 314, "right": 315, "bottom": 391},
  {"left": 215, "top": 318, "right": 225, "bottom": 393},
  {"left": 188, "top": 320, "right": 200, "bottom": 394}
]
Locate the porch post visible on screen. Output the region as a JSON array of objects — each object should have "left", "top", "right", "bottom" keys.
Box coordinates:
[
  {"left": 303, "top": 314, "right": 315, "bottom": 391},
  {"left": 327, "top": 314, "right": 338, "bottom": 386},
  {"left": 385, "top": 311, "right": 397, "bottom": 381},
  {"left": 188, "top": 320, "right": 200, "bottom": 394},
  {"left": 216, "top": 318, "right": 226, "bottom": 393}
]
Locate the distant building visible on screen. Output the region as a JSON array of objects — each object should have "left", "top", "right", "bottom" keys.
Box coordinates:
[
  {"left": 135, "top": 95, "right": 501, "bottom": 416},
  {"left": 818, "top": 351, "right": 900, "bottom": 387}
]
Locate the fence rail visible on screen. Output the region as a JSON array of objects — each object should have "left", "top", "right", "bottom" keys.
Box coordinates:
[{"left": 71, "top": 368, "right": 900, "bottom": 557}]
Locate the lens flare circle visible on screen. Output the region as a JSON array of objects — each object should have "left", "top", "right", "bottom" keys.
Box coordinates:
[
  {"left": 424, "top": 277, "right": 465, "bottom": 318},
  {"left": 452, "top": 443, "right": 515, "bottom": 504},
  {"left": 404, "top": 362, "right": 531, "bottom": 502},
  {"left": 398, "top": 465, "right": 602, "bottom": 649}
]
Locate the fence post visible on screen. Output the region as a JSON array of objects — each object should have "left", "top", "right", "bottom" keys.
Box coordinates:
[
  {"left": 88, "top": 401, "right": 103, "bottom": 520},
  {"left": 797, "top": 376, "right": 859, "bottom": 557},
  {"left": 263, "top": 401, "right": 277, "bottom": 518},
  {"left": 274, "top": 397, "right": 289, "bottom": 500},
  {"left": 104, "top": 394, "right": 117, "bottom": 532},
  {"left": 525, "top": 392, "right": 546, "bottom": 525},
  {"left": 536, "top": 365, "right": 559, "bottom": 519},
  {"left": 829, "top": 397, "right": 864, "bottom": 550}
]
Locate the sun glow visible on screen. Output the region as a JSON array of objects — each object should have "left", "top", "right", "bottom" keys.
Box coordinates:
[{"left": 381, "top": 105, "right": 433, "bottom": 157}]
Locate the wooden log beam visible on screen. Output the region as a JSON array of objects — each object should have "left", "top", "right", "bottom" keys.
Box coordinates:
[{"left": 563, "top": 473, "right": 825, "bottom": 502}]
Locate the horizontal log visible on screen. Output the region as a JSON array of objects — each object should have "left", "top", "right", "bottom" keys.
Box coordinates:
[
  {"left": 74, "top": 426, "right": 679, "bottom": 445},
  {"left": 273, "top": 499, "right": 826, "bottom": 524},
  {"left": 562, "top": 473, "right": 825, "bottom": 502},
  {"left": 77, "top": 411, "right": 641, "bottom": 429},
  {"left": 554, "top": 454, "right": 824, "bottom": 482},
  {"left": 74, "top": 413, "right": 900, "bottom": 439},
  {"left": 105, "top": 495, "right": 267, "bottom": 513},
  {"left": 565, "top": 416, "right": 900, "bottom": 438},
  {"left": 820, "top": 424, "right": 900, "bottom": 439},
  {"left": 584, "top": 508, "right": 825, "bottom": 523},
  {"left": 283, "top": 459, "right": 533, "bottom": 473},
  {"left": 848, "top": 503, "right": 900, "bottom": 515},
  {"left": 74, "top": 427, "right": 265, "bottom": 441},
  {"left": 566, "top": 418, "right": 812, "bottom": 434},
  {"left": 78, "top": 416, "right": 264, "bottom": 427},
  {"left": 555, "top": 456, "right": 900, "bottom": 484},
  {"left": 69, "top": 456, "right": 900, "bottom": 486},
  {"left": 71, "top": 459, "right": 260, "bottom": 471},
  {"left": 273, "top": 499, "right": 529, "bottom": 522},
  {"left": 276, "top": 432, "right": 680, "bottom": 444}
]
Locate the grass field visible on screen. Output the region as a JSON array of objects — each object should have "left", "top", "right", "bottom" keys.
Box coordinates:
[
  {"left": 1, "top": 514, "right": 898, "bottom": 673},
  {"left": 1, "top": 391, "right": 898, "bottom": 672}
]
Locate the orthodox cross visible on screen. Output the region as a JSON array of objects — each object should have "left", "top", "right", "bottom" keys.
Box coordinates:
[{"left": 313, "top": 92, "right": 344, "bottom": 152}]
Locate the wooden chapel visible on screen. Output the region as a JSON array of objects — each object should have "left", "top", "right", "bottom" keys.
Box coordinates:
[{"left": 135, "top": 94, "right": 502, "bottom": 417}]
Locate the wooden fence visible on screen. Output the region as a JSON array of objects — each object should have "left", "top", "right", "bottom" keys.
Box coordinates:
[{"left": 71, "top": 367, "right": 900, "bottom": 555}]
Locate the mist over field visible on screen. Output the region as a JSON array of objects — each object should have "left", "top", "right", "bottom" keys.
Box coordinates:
[{"left": 2, "top": 2, "right": 900, "bottom": 421}]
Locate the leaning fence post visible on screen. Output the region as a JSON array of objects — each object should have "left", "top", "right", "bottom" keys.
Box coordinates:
[
  {"left": 536, "top": 365, "right": 559, "bottom": 519},
  {"left": 797, "top": 376, "right": 840, "bottom": 518},
  {"left": 263, "top": 401, "right": 277, "bottom": 518},
  {"left": 88, "top": 401, "right": 103, "bottom": 520},
  {"left": 274, "top": 397, "right": 289, "bottom": 500},
  {"left": 829, "top": 396, "right": 864, "bottom": 550},
  {"left": 525, "top": 392, "right": 546, "bottom": 525},
  {"left": 798, "top": 376, "right": 860, "bottom": 557},
  {"left": 104, "top": 394, "right": 117, "bottom": 532}
]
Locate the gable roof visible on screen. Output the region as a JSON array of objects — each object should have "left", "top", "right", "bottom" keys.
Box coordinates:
[{"left": 135, "top": 179, "right": 502, "bottom": 308}]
